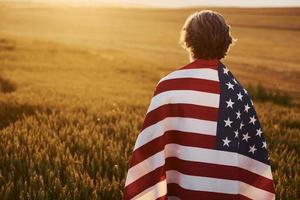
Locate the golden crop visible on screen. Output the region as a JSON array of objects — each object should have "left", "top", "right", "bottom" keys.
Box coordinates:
[{"left": 0, "top": 5, "right": 299, "bottom": 200}]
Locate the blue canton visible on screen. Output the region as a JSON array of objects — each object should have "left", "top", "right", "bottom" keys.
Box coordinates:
[{"left": 216, "top": 63, "right": 270, "bottom": 165}]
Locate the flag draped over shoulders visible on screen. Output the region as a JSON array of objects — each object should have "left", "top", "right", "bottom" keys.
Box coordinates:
[{"left": 123, "top": 58, "right": 275, "bottom": 200}]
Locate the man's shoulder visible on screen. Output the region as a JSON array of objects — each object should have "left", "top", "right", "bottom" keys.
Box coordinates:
[{"left": 158, "top": 63, "right": 220, "bottom": 85}]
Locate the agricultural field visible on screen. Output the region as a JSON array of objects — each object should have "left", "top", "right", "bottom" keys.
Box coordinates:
[{"left": 0, "top": 3, "right": 299, "bottom": 199}]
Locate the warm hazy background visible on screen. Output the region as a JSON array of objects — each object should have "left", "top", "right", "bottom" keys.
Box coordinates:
[
  {"left": 0, "top": 1, "right": 299, "bottom": 199},
  {"left": 4, "top": 0, "right": 300, "bottom": 7}
]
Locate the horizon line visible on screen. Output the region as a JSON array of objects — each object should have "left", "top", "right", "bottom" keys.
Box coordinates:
[{"left": 1, "top": 1, "right": 300, "bottom": 9}]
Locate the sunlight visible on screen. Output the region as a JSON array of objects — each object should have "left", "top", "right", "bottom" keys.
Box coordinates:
[{"left": 6, "top": 0, "right": 300, "bottom": 8}]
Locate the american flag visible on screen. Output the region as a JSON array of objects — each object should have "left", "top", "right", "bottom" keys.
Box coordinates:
[{"left": 123, "top": 59, "right": 275, "bottom": 200}]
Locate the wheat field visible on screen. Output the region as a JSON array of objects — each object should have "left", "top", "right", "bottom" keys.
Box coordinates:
[{"left": 0, "top": 4, "right": 299, "bottom": 200}]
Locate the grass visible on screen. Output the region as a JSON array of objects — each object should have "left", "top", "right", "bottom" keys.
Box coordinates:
[
  {"left": 247, "top": 83, "right": 292, "bottom": 106},
  {"left": 0, "top": 77, "right": 16, "bottom": 94},
  {"left": 0, "top": 4, "right": 299, "bottom": 200}
]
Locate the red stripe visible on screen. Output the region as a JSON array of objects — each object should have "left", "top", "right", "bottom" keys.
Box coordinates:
[
  {"left": 156, "top": 196, "right": 167, "bottom": 200},
  {"left": 123, "top": 166, "right": 166, "bottom": 200},
  {"left": 130, "top": 131, "right": 216, "bottom": 167},
  {"left": 155, "top": 78, "right": 220, "bottom": 96},
  {"left": 167, "top": 183, "right": 252, "bottom": 200},
  {"left": 165, "top": 157, "right": 275, "bottom": 193},
  {"left": 142, "top": 103, "right": 218, "bottom": 131}
]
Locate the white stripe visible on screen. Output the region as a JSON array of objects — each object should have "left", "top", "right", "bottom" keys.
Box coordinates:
[
  {"left": 167, "top": 170, "right": 237, "bottom": 194},
  {"left": 127, "top": 144, "right": 273, "bottom": 186},
  {"left": 133, "top": 117, "right": 217, "bottom": 150},
  {"left": 167, "top": 170, "right": 275, "bottom": 200},
  {"left": 239, "top": 180, "right": 275, "bottom": 200},
  {"left": 147, "top": 90, "right": 220, "bottom": 113},
  {"left": 132, "top": 179, "right": 167, "bottom": 200},
  {"left": 158, "top": 68, "right": 219, "bottom": 84},
  {"left": 165, "top": 144, "right": 273, "bottom": 180}
]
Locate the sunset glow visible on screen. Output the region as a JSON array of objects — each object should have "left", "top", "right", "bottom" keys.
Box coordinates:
[{"left": 4, "top": 0, "right": 300, "bottom": 7}]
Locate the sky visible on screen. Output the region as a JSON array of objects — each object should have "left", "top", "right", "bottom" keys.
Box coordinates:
[{"left": 4, "top": 0, "right": 300, "bottom": 8}]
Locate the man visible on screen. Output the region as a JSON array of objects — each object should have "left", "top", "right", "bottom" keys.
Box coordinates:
[{"left": 123, "top": 10, "right": 275, "bottom": 200}]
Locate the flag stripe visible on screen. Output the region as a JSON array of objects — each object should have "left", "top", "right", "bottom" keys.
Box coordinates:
[
  {"left": 155, "top": 78, "right": 219, "bottom": 96},
  {"left": 126, "top": 155, "right": 273, "bottom": 199},
  {"left": 130, "top": 130, "right": 216, "bottom": 166},
  {"left": 125, "top": 165, "right": 273, "bottom": 200},
  {"left": 131, "top": 179, "right": 167, "bottom": 200},
  {"left": 167, "top": 196, "right": 180, "bottom": 200},
  {"left": 164, "top": 157, "right": 274, "bottom": 193},
  {"left": 124, "top": 165, "right": 166, "bottom": 200},
  {"left": 157, "top": 196, "right": 168, "bottom": 200},
  {"left": 165, "top": 144, "right": 273, "bottom": 179},
  {"left": 142, "top": 103, "right": 218, "bottom": 131},
  {"left": 166, "top": 170, "right": 275, "bottom": 200},
  {"left": 133, "top": 117, "right": 217, "bottom": 151},
  {"left": 158, "top": 68, "right": 219, "bottom": 84},
  {"left": 125, "top": 151, "right": 164, "bottom": 186},
  {"left": 147, "top": 90, "right": 220, "bottom": 113},
  {"left": 167, "top": 183, "right": 252, "bottom": 200},
  {"left": 128, "top": 143, "right": 272, "bottom": 186}
]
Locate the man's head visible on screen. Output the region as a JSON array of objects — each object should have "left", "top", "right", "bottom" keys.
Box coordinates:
[{"left": 180, "top": 10, "right": 235, "bottom": 60}]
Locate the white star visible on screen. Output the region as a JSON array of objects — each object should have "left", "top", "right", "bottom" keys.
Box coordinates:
[
  {"left": 249, "top": 115, "right": 257, "bottom": 125},
  {"left": 242, "top": 133, "right": 251, "bottom": 142},
  {"left": 223, "top": 67, "right": 229, "bottom": 75},
  {"left": 256, "top": 128, "right": 263, "bottom": 137},
  {"left": 222, "top": 137, "right": 231, "bottom": 147},
  {"left": 224, "top": 117, "right": 233, "bottom": 127},
  {"left": 232, "top": 78, "right": 238, "bottom": 84},
  {"left": 234, "top": 129, "right": 239, "bottom": 138},
  {"left": 226, "top": 98, "right": 235, "bottom": 108},
  {"left": 226, "top": 82, "right": 234, "bottom": 90},
  {"left": 243, "top": 88, "right": 248, "bottom": 94},
  {"left": 240, "top": 121, "right": 244, "bottom": 130},
  {"left": 244, "top": 103, "right": 251, "bottom": 113},
  {"left": 236, "top": 110, "right": 241, "bottom": 119},
  {"left": 249, "top": 145, "right": 257, "bottom": 154},
  {"left": 237, "top": 92, "right": 243, "bottom": 101},
  {"left": 262, "top": 141, "right": 267, "bottom": 149}
]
